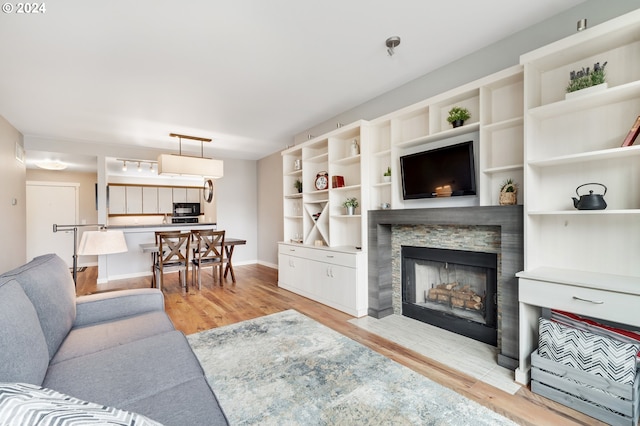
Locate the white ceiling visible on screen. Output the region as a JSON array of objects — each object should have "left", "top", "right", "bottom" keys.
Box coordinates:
[{"left": 1, "top": 0, "right": 584, "bottom": 171}]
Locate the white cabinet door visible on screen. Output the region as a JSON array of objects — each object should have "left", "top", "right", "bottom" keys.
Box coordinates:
[
  {"left": 108, "top": 186, "right": 126, "bottom": 214},
  {"left": 126, "top": 186, "right": 143, "bottom": 214},
  {"left": 142, "top": 187, "right": 158, "bottom": 214},
  {"left": 158, "top": 187, "right": 173, "bottom": 214},
  {"left": 187, "top": 188, "right": 201, "bottom": 203},
  {"left": 172, "top": 188, "right": 187, "bottom": 203},
  {"left": 278, "top": 253, "right": 306, "bottom": 290}
]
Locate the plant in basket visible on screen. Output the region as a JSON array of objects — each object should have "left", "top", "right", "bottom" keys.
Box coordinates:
[{"left": 499, "top": 179, "right": 518, "bottom": 205}]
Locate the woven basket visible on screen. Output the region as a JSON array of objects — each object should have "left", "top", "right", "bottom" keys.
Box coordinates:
[{"left": 499, "top": 191, "right": 517, "bottom": 205}]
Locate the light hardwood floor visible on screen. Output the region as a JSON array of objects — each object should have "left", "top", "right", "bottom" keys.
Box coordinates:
[{"left": 76, "top": 264, "right": 605, "bottom": 426}]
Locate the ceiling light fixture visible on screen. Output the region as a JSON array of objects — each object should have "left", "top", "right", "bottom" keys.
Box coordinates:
[
  {"left": 137, "top": 162, "right": 142, "bottom": 172},
  {"left": 386, "top": 36, "right": 401, "bottom": 56},
  {"left": 35, "top": 160, "right": 68, "bottom": 171},
  {"left": 157, "top": 133, "right": 224, "bottom": 178},
  {"left": 122, "top": 161, "right": 127, "bottom": 172}
]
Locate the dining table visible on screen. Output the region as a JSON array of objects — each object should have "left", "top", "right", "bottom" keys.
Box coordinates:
[{"left": 140, "top": 237, "right": 247, "bottom": 286}]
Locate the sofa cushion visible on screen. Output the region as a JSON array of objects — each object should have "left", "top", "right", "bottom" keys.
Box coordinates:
[
  {"left": 0, "top": 281, "right": 49, "bottom": 385},
  {"left": 43, "top": 331, "right": 207, "bottom": 410},
  {"left": 0, "top": 382, "right": 162, "bottom": 425},
  {"left": 51, "top": 311, "right": 175, "bottom": 365},
  {"left": 122, "top": 377, "right": 229, "bottom": 426},
  {"left": 0, "top": 254, "right": 76, "bottom": 359}
]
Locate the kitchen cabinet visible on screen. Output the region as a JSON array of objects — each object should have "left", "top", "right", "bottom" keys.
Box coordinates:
[
  {"left": 108, "top": 185, "right": 126, "bottom": 214},
  {"left": 142, "top": 187, "right": 158, "bottom": 214},
  {"left": 158, "top": 187, "right": 173, "bottom": 214},
  {"left": 125, "top": 186, "right": 143, "bottom": 214}
]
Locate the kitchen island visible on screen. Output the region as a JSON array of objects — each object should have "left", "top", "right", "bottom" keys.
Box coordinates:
[{"left": 102, "top": 223, "right": 217, "bottom": 282}]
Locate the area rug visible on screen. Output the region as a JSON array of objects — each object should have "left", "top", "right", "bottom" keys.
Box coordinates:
[{"left": 187, "top": 309, "right": 516, "bottom": 425}]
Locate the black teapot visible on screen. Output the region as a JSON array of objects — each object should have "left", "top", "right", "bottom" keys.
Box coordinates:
[{"left": 572, "top": 183, "right": 607, "bottom": 210}]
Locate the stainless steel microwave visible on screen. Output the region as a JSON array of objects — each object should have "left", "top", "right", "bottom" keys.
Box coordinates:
[{"left": 173, "top": 202, "right": 201, "bottom": 217}]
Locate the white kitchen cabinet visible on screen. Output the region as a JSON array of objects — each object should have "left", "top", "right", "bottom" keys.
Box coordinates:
[
  {"left": 186, "top": 188, "right": 201, "bottom": 203},
  {"left": 172, "top": 188, "right": 187, "bottom": 203},
  {"left": 126, "top": 186, "right": 143, "bottom": 214},
  {"left": 158, "top": 187, "right": 173, "bottom": 214},
  {"left": 142, "top": 187, "right": 158, "bottom": 214},
  {"left": 108, "top": 185, "right": 126, "bottom": 214}
]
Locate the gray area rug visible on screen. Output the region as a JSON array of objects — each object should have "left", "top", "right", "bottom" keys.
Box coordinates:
[{"left": 187, "top": 309, "right": 516, "bottom": 425}]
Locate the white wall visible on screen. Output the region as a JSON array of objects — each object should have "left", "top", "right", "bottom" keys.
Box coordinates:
[
  {"left": 0, "top": 115, "right": 26, "bottom": 271},
  {"left": 210, "top": 157, "right": 258, "bottom": 265}
]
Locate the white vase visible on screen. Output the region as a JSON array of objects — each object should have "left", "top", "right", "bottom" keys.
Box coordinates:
[
  {"left": 383, "top": 175, "right": 391, "bottom": 183},
  {"left": 565, "top": 82, "right": 608, "bottom": 100},
  {"left": 346, "top": 206, "right": 355, "bottom": 215}
]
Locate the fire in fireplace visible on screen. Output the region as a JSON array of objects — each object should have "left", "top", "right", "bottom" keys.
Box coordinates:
[{"left": 402, "top": 246, "right": 497, "bottom": 346}]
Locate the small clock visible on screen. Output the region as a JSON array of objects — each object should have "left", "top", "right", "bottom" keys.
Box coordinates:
[{"left": 315, "top": 171, "right": 329, "bottom": 190}]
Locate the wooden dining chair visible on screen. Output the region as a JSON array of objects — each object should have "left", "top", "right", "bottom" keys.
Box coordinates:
[
  {"left": 190, "top": 229, "right": 226, "bottom": 289},
  {"left": 154, "top": 231, "right": 190, "bottom": 291}
]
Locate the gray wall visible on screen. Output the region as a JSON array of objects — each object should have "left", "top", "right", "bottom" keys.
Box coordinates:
[
  {"left": 256, "top": 151, "right": 283, "bottom": 267},
  {"left": 294, "top": 0, "right": 640, "bottom": 142}
]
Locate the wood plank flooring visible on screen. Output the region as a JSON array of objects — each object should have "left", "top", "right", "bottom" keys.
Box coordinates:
[{"left": 76, "top": 264, "right": 606, "bottom": 426}]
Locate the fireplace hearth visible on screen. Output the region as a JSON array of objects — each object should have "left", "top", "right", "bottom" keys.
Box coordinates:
[{"left": 402, "top": 246, "right": 497, "bottom": 345}]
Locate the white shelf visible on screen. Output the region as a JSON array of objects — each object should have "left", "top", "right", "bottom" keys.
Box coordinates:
[
  {"left": 529, "top": 145, "right": 640, "bottom": 168},
  {"left": 284, "top": 193, "right": 303, "bottom": 199},
  {"left": 305, "top": 152, "right": 328, "bottom": 163},
  {"left": 482, "top": 117, "right": 523, "bottom": 132},
  {"left": 396, "top": 122, "right": 480, "bottom": 148},
  {"left": 529, "top": 80, "right": 640, "bottom": 119},
  {"left": 528, "top": 209, "right": 640, "bottom": 216},
  {"left": 483, "top": 164, "right": 523, "bottom": 174},
  {"left": 372, "top": 182, "right": 392, "bottom": 188},
  {"left": 331, "top": 184, "right": 361, "bottom": 192},
  {"left": 332, "top": 214, "right": 362, "bottom": 218},
  {"left": 285, "top": 169, "right": 303, "bottom": 177},
  {"left": 333, "top": 154, "right": 361, "bottom": 166}
]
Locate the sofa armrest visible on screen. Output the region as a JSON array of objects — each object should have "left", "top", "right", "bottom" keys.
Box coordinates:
[{"left": 74, "top": 288, "right": 165, "bottom": 327}]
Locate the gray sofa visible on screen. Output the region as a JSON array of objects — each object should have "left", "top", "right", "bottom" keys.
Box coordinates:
[{"left": 0, "top": 253, "right": 228, "bottom": 425}]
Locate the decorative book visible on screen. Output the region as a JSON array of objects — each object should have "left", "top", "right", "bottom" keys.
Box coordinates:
[{"left": 621, "top": 115, "right": 640, "bottom": 147}]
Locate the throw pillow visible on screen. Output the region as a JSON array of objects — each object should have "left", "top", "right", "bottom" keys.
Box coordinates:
[{"left": 0, "top": 382, "right": 163, "bottom": 426}]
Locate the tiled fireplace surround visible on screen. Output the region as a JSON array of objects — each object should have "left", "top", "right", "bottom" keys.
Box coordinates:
[{"left": 367, "top": 205, "right": 523, "bottom": 369}]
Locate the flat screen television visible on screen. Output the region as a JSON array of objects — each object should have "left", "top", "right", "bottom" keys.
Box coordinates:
[{"left": 400, "top": 141, "right": 476, "bottom": 200}]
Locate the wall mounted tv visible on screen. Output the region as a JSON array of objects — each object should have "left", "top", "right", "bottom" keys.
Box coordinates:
[{"left": 400, "top": 140, "right": 476, "bottom": 200}]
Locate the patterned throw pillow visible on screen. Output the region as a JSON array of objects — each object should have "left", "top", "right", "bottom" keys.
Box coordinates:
[
  {"left": 538, "top": 317, "right": 640, "bottom": 385},
  {"left": 0, "top": 383, "right": 163, "bottom": 426}
]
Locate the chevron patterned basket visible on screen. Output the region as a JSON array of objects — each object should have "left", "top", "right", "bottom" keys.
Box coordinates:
[{"left": 532, "top": 318, "right": 640, "bottom": 426}]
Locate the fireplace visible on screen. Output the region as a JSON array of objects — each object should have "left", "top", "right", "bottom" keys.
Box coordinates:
[
  {"left": 367, "top": 206, "right": 524, "bottom": 369},
  {"left": 401, "top": 246, "right": 497, "bottom": 346}
]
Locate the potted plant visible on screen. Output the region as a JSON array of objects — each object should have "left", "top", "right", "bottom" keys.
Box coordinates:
[
  {"left": 342, "top": 197, "right": 359, "bottom": 215},
  {"left": 294, "top": 179, "right": 302, "bottom": 193},
  {"left": 447, "top": 106, "right": 471, "bottom": 128},
  {"left": 566, "top": 61, "right": 607, "bottom": 95},
  {"left": 499, "top": 179, "right": 518, "bottom": 205},
  {"left": 383, "top": 166, "right": 391, "bottom": 183}
]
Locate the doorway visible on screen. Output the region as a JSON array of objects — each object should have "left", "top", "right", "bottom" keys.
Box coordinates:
[{"left": 26, "top": 181, "right": 79, "bottom": 267}]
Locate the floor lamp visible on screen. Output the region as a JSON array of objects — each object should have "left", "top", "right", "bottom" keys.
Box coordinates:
[{"left": 52, "top": 224, "right": 128, "bottom": 285}]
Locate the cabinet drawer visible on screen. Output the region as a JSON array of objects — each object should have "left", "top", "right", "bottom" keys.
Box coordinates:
[
  {"left": 519, "top": 278, "right": 640, "bottom": 328},
  {"left": 278, "top": 244, "right": 358, "bottom": 268}
]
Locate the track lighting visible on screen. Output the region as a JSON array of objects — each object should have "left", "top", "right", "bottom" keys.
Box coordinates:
[
  {"left": 386, "top": 36, "right": 401, "bottom": 56},
  {"left": 117, "top": 158, "right": 157, "bottom": 173}
]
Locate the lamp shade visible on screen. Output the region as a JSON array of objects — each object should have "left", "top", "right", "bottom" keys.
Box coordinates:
[
  {"left": 77, "top": 230, "right": 128, "bottom": 256},
  {"left": 157, "top": 154, "right": 224, "bottom": 178}
]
